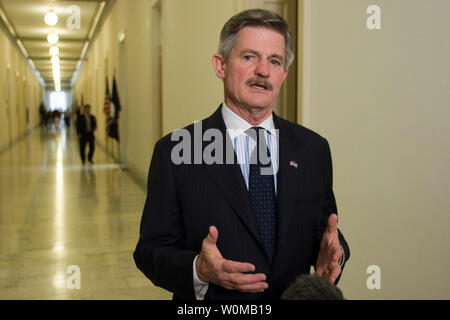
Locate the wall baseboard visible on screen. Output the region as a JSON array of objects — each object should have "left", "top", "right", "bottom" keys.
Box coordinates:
[
  {"left": 95, "top": 140, "right": 147, "bottom": 190},
  {"left": 0, "top": 125, "right": 39, "bottom": 155},
  {"left": 123, "top": 161, "right": 147, "bottom": 190}
]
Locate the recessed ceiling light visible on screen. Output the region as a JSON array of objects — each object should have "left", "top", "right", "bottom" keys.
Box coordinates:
[
  {"left": 51, "top": 56, "right": 60, "bottom": 64},
  {"left": 44, "top": 10, "right": 58, "bottom": 26},
  {"left": 47, "top": 32, "right": 59, "bottom": 44},
  {"left": 49, "top": 46, "right": 59, "bottom": 56}
]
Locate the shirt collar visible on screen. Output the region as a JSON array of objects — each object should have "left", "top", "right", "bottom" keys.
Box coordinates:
[{"left": 221, "top": 102, "right": 277, "bottom": 140}]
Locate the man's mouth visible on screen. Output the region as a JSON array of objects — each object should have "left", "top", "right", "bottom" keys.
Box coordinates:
[{"left": 246, "top": 78, "right": 273, "bottom": 91}]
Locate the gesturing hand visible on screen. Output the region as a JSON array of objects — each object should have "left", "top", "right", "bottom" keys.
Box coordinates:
[
  {"left": 195, "top": 226, "right": 268, "bottom": 293},
  {"left": 315, "top": 214, "right": 343, "bottom": 284}
]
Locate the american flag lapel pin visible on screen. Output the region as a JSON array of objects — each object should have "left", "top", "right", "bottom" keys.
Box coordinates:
[{"left": 289, "top": 160, "right": 298, "bottom": 169}]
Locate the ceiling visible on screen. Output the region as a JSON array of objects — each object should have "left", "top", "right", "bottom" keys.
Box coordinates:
[{"left": 0, "top": 0, "right": 114, "bottom": 90}]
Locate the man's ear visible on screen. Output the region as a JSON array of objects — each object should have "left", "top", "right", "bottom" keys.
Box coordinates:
[
  {"left": 212, "top": 54, "right": 226, "bottom": 79},
  {"left": 282, "top": 67, "right": 289, "bottom": 82}
]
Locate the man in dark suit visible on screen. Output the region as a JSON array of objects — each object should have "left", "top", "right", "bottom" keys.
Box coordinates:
[
  {"left": 134, "top": 9, "right": 349, "bottom": 300},
  {"left": 76, "top": 104, "right": 97, "bottom": 164}
]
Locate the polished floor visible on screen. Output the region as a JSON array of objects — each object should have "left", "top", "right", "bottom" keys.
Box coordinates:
[{"left": 0, "top": 121, "right": 172, "bottom": 299}]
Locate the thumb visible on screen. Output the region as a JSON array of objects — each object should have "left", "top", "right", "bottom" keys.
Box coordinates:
[
  {"left": 326, "top": 214, "right": 338, "bottom": 233},
  {"left": 205, "top": 225, "right": 219, "bottom": 245}
]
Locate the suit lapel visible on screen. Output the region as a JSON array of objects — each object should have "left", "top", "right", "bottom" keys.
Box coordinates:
[{"left": 201, "top": 106, "right": 263, "bottom": 248}]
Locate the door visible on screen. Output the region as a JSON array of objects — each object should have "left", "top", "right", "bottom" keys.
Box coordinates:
[
  {"left": 5, "top": 65, "right": 13, "bottom": 143},
  {"left": 151, "top": 0, "right": 162, "bottom": 138},
  {"left": 118, "top": 36, "right": 128, "bottom": 168}
]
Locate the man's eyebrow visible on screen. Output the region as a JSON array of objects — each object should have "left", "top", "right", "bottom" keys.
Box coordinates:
[
  {"left": 240, "top": 49, "right": 260, "bottom": 56},
  {"left": 268, "top": 53, "right": 284, "bottom": 62},
  {"left": 240, "top": 50, "right": 285, "bottom": 62}
]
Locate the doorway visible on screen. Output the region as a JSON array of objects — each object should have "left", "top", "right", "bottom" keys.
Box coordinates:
[
  {"left": 150, "top": 0, "right": 163, "bottom": 138},
  {"left": 118, "top": 35, "right": 128, "bottom": 168},
  {"left": 5, "top": 65, "right": 13, "bottom": 144},
  {"left": 247, "top": 0, "right": 299, "bottom": 123}
]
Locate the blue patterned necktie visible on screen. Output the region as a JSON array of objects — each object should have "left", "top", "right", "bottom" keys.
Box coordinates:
[{"left": 247, "top": 127, "right": 277, "bottom": 262}]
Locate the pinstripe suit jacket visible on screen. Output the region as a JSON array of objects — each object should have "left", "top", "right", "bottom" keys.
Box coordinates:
[{"left": 133, "top": 105, "right": 350, "bottom": 300}]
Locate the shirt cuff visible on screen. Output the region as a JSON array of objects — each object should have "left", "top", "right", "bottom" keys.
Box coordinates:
[
  {"left": 339, "top": 245, "right": 345, "bottom": 268},
  {"left": 193, "top": 255, "right": 209, "bottom": 300}
]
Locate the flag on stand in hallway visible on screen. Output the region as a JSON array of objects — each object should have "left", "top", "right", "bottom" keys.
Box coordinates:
[
  {"left": 103, "top": 77, "right": 111, "bottom": 136},
  {"left": 108, "top": 76, "right": 121, "bottom": 141}
]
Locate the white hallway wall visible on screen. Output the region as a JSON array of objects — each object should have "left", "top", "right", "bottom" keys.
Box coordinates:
[
  {"left": 302, "top": 0, "right": 450, "bottom": 299},
  {"left": 0, "top": 25, "right": 43, "bottom": 152}
]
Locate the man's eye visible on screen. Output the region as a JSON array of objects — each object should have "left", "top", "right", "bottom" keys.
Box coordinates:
[
  {"left": 271, "top": 59, "right": 281, "bottom": 65},
  {"left": 244, "top": 55, "right": 253, "bottom": 61}
]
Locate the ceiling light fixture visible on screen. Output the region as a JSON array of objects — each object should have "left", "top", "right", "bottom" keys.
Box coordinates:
[
  {"left": 47, "top": 32, "right": 59, "bottom": 44},
  {"left": 44, "top": 10, "right": 58, "bottom": 26},
  {"left": 51, "top": 56, "right": 60, "bottom": 64},
  {"left": 49, "top": 46, "right": 59, "bottom": 56}
]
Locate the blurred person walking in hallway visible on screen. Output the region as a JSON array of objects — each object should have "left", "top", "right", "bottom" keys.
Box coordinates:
[{"left": 76, "top": 104, "right": 97, "bottom": 164}]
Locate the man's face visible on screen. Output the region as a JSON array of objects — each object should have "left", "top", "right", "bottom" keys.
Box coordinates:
[
  {"left": 85, "top": 107, "right": 91, "bottom": 114},
  {"left": 214, "top": 27, "right": 288, "bottom": 113}
]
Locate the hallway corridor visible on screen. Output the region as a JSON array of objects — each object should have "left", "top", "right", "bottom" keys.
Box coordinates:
[{"left": 0, "top": 124, "right": 171, "bottom": 299}]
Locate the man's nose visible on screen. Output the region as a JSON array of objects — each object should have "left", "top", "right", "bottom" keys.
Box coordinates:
[{"left": 254, "top": 60, "right": 270, "bottom": 78}]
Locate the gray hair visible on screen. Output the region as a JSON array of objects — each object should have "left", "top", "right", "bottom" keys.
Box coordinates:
[
  {"left": 281, "top": 274, "right": 345, "bottom": 300},
  {"left": 218, "top": 9, "right": 294, "bottom": 68}
]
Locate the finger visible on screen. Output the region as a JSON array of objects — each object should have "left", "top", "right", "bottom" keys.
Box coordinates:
[
  {"left": 227, "top": 272, "right": 267, "bottom": 286},
  {"left": 325, "top": 215, "right": 339, "bottom": 247},
  {"left": 332, "top": 245, "right": 342, "bottom": 263},
  {"left": 217, "top": 271, "right": 266, "bottom": 290},
  {"left": 315, "top": 262, "right": 325, "bottom": 276},
  {"left": 222, "top": 281, "right": 268, "bottom": 292},
  {"left": 329, "top": 258, "right": 339, "bottom": 270},
  {"left": 222, "top": 259, "right": 256, "bottom": 274},
  {"left": 316, "top": 247, "right": 337, "bottom": 273},
  {"left": 236, "top": 281, "right": 269, "bottom": 293},
  {"left": 205, "top": 225, "right": 218, "bottom": 245},
  {"left": 328, "top": 265, "right": 342, "bottom": 284},
  {"left": 322, "top": 245, "right": 340, "bottom": 272},
  {"left": 220, "top": 272, "right": 268, "bottom": 292}
]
